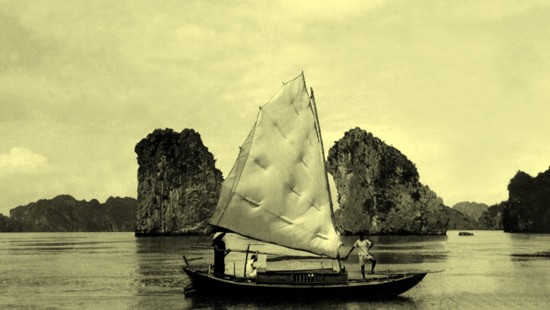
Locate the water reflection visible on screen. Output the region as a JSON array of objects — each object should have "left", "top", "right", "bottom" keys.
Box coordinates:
[
  {"left": 5, "top": 231, "right": 550, "bottom": 309},
  {"left": 187, "top": 292, "right": 418, "bottom": 309},
  {"left": 133, "top": 236, "right": 210, "bottom": 309},
  {"left": 511, "top": 252, "right": 550, "bottom": 261},
  {"left": 131, "top": 234, "right": 433, "bottom": 309},
  {"left": 4, "top": 233, "right": 130, "bottom": 254},
  {"left": 129, "top": 232, "right": 550, "bottom": 308}
]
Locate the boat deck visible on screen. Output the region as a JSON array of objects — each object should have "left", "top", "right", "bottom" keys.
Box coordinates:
[{"left": 183, "top": 266, "right": 427, "bottom": 298}]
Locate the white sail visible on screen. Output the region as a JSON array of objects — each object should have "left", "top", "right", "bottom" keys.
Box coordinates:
[{"left": 210, "top": 74, "right": 341, "bottom": 258}]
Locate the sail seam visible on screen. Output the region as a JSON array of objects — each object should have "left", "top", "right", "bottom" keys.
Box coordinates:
[
  {"left": 291, "top": 98, "right": 300, "bottom": 115},
  {"left": 316, "top": 232, "right": 329, "bottom": 240},
  {"left": 289, "top": 186, "right": 302, "bottom": 197},
  {"left": 211, "top": 117, "right": 260, "bottom": 226},
  {"left": 278, "top": 215, "right": 294, "bottom": 224},
  {"left": 219, "top": 181, "right": 323, "bottom": 214},
  {"left": 262, "top": 111, "right": 288, "bottom": 139},
  {"left": 242, "top": 149, "right": 268, "bottom": 170},
  {"left": 241, "top": 195, "right": 261, "bottom": 207}
]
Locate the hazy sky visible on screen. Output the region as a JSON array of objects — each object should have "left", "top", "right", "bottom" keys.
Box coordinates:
[{"left": 1, "top": 0, "right": 550, "bottom": 215}]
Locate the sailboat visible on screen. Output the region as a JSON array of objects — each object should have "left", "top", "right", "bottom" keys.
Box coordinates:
[{"left": 182, "top": 73, "right": 427, "bottom": 298}]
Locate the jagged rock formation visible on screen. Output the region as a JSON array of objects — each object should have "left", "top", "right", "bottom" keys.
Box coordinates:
[
  {"left": 449, "top": 201, "right": 504, "bottom": 230},
  {"left": 327, "top": 128, "right": 448, "bottom": 235},
  {"left": 5, "top": 195, "right": 136, "bottom": 232},
  {"left": 503, "top": 168, "right": 550, "bottom": 233},
  {"left": 135, "top": 128, "right": 223, "bottom": 235},
  {"left": 479, "top": 202, "right": 505, "bottom": 230},
  {"left": 445, "top": 207, "right": 482, "bottom": 230},
  {"left": 0, "top": 213, "right": 8, "bottom": 232},
  {"left": 452, "top": 202, "right": 489, "bottom": 222}
]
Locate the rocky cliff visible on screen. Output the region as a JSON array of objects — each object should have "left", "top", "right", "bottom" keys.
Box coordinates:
[
  {"left": 327, "top": 128, "right": 448, "bottom": 235},
  {"left": 5, "top": 195, "right": 136, "bottom": 232},
  {"left": 135, "top": 128, "right": 223, "bottom": 235},
  {"left": 452, "top": 202, "right": 489, "bottom": 222},
  {"left": 445, "top": 206, "right": 482, "bottom": 230},
  {"left": 0, "top": 213, "right": 8, "bottom": 232},
  {"left": 503, "top": 168, "right": 550, "bottom": 233},
  {"left": 479, "top": 202, "right": 505, "bottom": 230}
]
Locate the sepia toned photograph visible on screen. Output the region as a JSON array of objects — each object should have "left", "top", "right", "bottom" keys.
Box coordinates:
[{"left": 1, "top": 1, "right": 550, "bottom": 309}]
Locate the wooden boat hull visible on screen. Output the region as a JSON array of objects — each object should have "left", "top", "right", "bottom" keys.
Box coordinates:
[{"left": 182, "top": 267, "right": 426, "bottom": 299}]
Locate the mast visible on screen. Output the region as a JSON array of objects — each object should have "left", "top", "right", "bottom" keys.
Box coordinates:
[
  {"left": 309, "top": 87, "right": 337, "bottom": 226},
  {"left": 209, "top": 74, "right": 342, "bottom": 258}
]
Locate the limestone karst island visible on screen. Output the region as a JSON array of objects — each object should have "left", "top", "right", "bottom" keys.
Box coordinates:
[{"left": 1, "top": 127, "right": 548, "bottom": 234}]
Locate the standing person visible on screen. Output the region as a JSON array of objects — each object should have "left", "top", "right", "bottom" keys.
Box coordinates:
[
  {"left": 212, "top": 232, "right": 231, "bottom": 278},
  {"left": 344, "top": 233, "right": 376, "bottom": 279}
]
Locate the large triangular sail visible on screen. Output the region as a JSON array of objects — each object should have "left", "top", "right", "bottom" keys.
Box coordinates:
[{"left": 210, "top": 74, "right": 342, "bottom": 258}]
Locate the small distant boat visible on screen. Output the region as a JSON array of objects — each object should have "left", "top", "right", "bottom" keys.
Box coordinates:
[
  {"left": 459, "top": 232, "right": 474, "bottom": 236},
  {"left": 183, "top": 73, "right": 428, "bottom": 298}
]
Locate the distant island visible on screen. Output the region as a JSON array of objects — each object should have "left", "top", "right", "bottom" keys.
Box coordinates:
[
  {"left": 2, "top": 128, "right": 548, "bottom": 235},
  {"left": 445, "top": 205, "right": 483, "bottom": 230},
  {"left": 327, "top": 128, "right": 449, "bottom": 235},
  {"left": 450, "top": 201, "right": 504, "bottom": 230},
  {"left": 0, "top": 195, "right": 136, "bottom": 232},
  {"left": 453, "top": 202, "right": 489, "bottom": 222},
  {"left": 448, "top": 167, "right": 550, "bottom": 233},
  {"left": 503, "top": 168, "right": 550, "bottom": 233},
  {"left": 134, "top": 127, "right": 549, "bottom": 235},
  {"left": 134, "top": 128, "right": 223, "bottom": 236},
  {"left": 134, "top": 127, "right": 484, "bottom": 236}
]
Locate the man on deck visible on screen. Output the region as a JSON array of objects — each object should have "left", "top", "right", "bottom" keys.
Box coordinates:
[
  {"left": 344, "top": 233, "right": 377, "bottom": 279},
  {"left": 212, "top": 232, "right": 231, "bottom": 278}
]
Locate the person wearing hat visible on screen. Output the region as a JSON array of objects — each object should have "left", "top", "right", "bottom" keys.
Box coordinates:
[{"left": 212, "top": 232, "right": 231, "bottom": 278}]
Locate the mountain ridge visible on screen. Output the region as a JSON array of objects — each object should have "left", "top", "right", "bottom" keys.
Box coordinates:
[{"left": 1, "top": 195, "right": 136, "bottom": 232}]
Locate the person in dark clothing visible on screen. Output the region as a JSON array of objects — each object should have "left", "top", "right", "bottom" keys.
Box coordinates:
[{"left": 212, "top": 232, "right": 231, "bottom": 278}]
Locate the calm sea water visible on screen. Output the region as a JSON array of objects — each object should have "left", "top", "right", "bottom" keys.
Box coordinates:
[{"left": 1, "top": 231, "right": 549, "bottom": 309}]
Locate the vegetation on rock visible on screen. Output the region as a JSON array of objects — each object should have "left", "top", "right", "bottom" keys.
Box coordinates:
[
  {"left": 327, "top": 128, "right": 448, "bottom": 235},
  {"left": 0, "top": 213, "right": 8, "bottom": 231},
  {"left": 135, "top": 128, "right": 223, "bottom": 235},
  {"left": 445, "top": 207, "right": 482, "bottom": 230},
  {"left": 2, "top": 195, "right": 136, "bottom": 232},
  {"left": 479, "top": 202, "right": 505, "bottom": 230},
  {"left": 452, "top": 202, "right": 489, "bottom": 222},
  {"left": 503, "top": 168, "right": 550, "bottom": 233}
]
